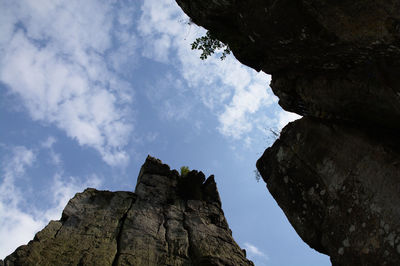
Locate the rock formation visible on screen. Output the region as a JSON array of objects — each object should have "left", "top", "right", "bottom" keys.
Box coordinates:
[
  {"left": 1, "top": 156, "right": 253, "bottom": 266},
  {"left": 176, "top": 0, "right": 400, "bottom": 265}
]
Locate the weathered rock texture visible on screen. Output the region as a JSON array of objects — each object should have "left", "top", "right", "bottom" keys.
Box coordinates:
[
  {"left": 257, "top": 118, "right": 400, "bottom": 265},
  {"left": 176, "top": 0, "right": 400, "bottom": 265},
  {"left": 1, "top": 156, "right": 253, "bottom": 266},
  {"left": 177, "top": 0, "right": 400, "bottom": 129}
]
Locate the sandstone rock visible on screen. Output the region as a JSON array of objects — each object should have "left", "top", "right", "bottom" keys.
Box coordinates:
[
  {"left": 257, "top": 118, "right": 400, "bottom": 265},
  {"left": 3, "top": 156, "right": 253, "bottom": 266},
  {"left": 175, "top": 0, "right": 400, "bottom": 265},
  {"left": 176, "top": 0, "right": 400, "bottom": 129},
  {"left": 4, "top": 189, "right": 134, "bottom": 266}
]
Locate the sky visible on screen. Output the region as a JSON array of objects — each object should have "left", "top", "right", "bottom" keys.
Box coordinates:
[{"left": 0, "top": 0, "right": 330, "bottom": 265}]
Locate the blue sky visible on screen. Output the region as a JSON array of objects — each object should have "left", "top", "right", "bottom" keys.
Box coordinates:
[{"left": 0, "top": 1, "right": 329, "bottom": 265}]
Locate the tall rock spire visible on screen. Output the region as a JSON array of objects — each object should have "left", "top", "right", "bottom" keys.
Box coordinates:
[{"left": 2, "top": 156, "right": 253, "bottom": 266}]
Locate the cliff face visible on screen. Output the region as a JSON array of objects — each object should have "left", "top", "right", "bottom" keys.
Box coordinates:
[
  {"left": 257, "top": 118, "right": 400, "bottom": 265},
  {"left": 1, "top": 156, "right": 253, "bottom": 266},
  {"left": 176, "top": 0, "right": 400, "bottom": 265},
  {"left": 176, "top": 0, "right": 400, "bottom": 129}
]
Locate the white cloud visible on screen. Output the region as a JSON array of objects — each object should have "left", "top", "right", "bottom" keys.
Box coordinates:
[
  {"left": 0, "top": 146, "right": 35, "bottom": 207},
  {"left": 138, "top": 0, "right": 276, "bottom": 140},
  {"left": 0, "top": 145, "right": 102, "bottom": 259},
  {"left": 277, "top": 110, "right": 302, "bottom": 131},
  {"left": 243, "top": 242, "right": 269, "bottom": 265},
  {"left": 218, "top": 73, "right": 273, "bottom": 139},
  {"left": 0, "top": 146, "right": 40, "bottom": 259},
  {"left": 0, "top": 205, "right": 44, "bottom": 260},
  {"left": 244, "top": 242, "right": 268, "bottom": 257},
  {"left": 0, "top": 0, "right": 135, "bottom": 166}
]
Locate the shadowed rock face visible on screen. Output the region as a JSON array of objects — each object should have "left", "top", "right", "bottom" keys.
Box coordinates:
[
  {"left": 176, "top": 0, "right": 400, "bottom": 129},
  {"left": 1, "top": 156, "right": 253, "bottom": 266},
  {"left": 176, "top": 0, "right": 400, "bottom": 265},
  {"left": 257, "top": 118, "right": 400, "bottom": 265}
]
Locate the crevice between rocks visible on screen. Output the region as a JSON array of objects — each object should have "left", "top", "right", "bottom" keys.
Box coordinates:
[
  {"left": 54, "top": 224, "right": 63, "bottom": 239},
  {"left": 161, "top": 207, "right": 170, "bottom": 255},
  {"left": 182, "top": 202, "right": 195, "bottom": 263},
  {"left": 53, "top": 212, "right": 70, "bottom": 239},
  {"left": 111, "top": 196, "right": 136, "bottom": 266}
]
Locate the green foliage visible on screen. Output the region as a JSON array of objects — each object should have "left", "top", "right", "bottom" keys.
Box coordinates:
[
  {"left": 180, "top": 166, "right": 190, "bottom": 177},
  {"left": 191, "top": 31, "right": 231, "bottom": 60}
]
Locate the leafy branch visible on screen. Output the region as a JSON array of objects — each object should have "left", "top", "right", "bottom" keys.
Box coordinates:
[{"left": 191, "top": 31, "right": 231, "bottom": 60}]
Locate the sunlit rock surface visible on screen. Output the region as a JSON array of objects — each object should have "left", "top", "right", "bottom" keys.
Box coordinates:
[
  {"left": 176, "top": 0, "right": 400, "bottom": 265},
  {"left": 2, "top": 156, "right": 253, "bottom": 266}
]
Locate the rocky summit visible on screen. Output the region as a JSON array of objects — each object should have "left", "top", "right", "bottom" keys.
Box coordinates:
[
  {"left": 1, "top": 156, "right": 253, "bottom": 266},
  {"left": 176, "top": 0, "right": 400, "bottom": 265}
]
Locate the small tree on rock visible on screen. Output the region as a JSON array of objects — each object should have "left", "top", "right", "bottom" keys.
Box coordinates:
[{"left": 180, "top": 166, "right": 190, "bottom": 177}]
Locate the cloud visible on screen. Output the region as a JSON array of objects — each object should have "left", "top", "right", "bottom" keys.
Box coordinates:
[
  {"left": 0, "top": 146, "right": 35, "bottom": 207},
  {"left": 243, "top": 242, "right": 269, "bottom": 265},
  {"left": 138, "top": 0, "right": 276, "bottom": 140},
  {"left": 0, "top": 145, "right": 102, "bottom": 259},
  {"left": 277, "top": 110, "right": 302, "bottom": 131},
  {"left": 0, "top": 146, "right": 40, "bottom": 259},
  {"left": 218, "top": 73, "right": 273, "bottom": 139},
  {"left": 0, "top": 206, "right": 44, "bottom": 260},
  {"left": 0, "top": 0, "right": 135, "bottom": 166},
  {"left": 244, "top": 242, "right": 268, "bottom": 257}
]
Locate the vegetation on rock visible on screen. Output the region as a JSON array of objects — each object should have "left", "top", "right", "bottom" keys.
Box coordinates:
[
  {"left": 191, "top": 31, "right": 230, "bottom": 60},
  {"left": 180, "top": 166, "right": 190, "bottom": 177}
]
